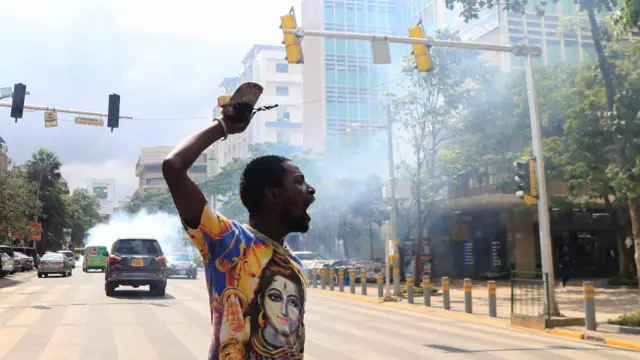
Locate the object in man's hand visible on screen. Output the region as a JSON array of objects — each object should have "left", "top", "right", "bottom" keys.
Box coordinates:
[{"left": 220, "top": 82, "right": 264, "bottom": 124}]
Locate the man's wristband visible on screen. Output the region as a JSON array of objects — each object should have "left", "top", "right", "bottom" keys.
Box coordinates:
[{"left": 214, "top": 117, "right": 229, "bottom": 140}]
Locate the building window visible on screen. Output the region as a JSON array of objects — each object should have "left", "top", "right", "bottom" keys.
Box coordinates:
[
  {"left": 277, "top": 108, "right": 291, "bottom": 122},
  {"left": 277, "top": 131, "right": 291, "bottom": 144},
  {"left": 276, "top": 86, "right": 289, "bottom": 96},
  {"left": 146, "top": 177, "right": 165, "bottom": 185},
  {"left": 276, "top": 63, "right": 289, "bottom": 73}
]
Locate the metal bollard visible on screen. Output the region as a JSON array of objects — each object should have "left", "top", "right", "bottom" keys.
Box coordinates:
[
  {"left": 377, "top": 273, "right": 384, "bottom": 298},
  {"left": 406, "top": 274, "right": 414, "bottom": 304},
  {"left": 463, "top": 278, "right": 472, "bottom": 314},
  {"left": 312, "top": 269, "right": 318, "bottom": 289},
  {"left": 488, "top": 281, "right": 497, "bottom": 317},
  {"left": 583, "top": 281, "right": 596, "bottom": 330},
  {"left": 442, "top": 277, "right": 450, "bottom": 310},
  {"left": 338, "top": 269, "right": 345, "bottom": 292},
  {"left": 321, "top": 268, "right": 326, "bottom": 290},
  {"left": 349, "top": 269, "right": 356, "bottom": 294},
  {"left": 329, "top": 268, "right": 335, "bottom": 291},
  {"left": 361, "top": 272, "right": 367, "bottom": 295},
  {"left": 423, "top": 275, "right": 431, "bottom": 307}
]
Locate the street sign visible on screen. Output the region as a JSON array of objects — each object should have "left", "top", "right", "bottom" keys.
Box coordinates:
[
  {"left": 44, "top": 111, "right": 58, "bottom": 128},
  {"left": 30, "top": 222, "right": 42, "bottom": 241},
  {"left": 75, "top": 116, "right": 104, "bottom": 126}
]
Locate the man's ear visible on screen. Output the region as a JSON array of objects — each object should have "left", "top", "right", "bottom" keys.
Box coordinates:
[{"left": 264, "top": 188, "right": 280, "bottom": 204}]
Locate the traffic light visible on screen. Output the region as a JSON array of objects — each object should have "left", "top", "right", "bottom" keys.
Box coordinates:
[
  {"left": 107, "top": 94, "right": 120, "bottom": 132},
  {"left": 408, "top": 21, "right": 433, "bottom": 73},
  {"left": 280, "top": 7, "right": 303, "bottom": 64},
  {"left": 514, "top": 156, "right": 537, "bottom": 204},
  {"left": 10, "top": 83, "right": 27, "bottom": 122}
]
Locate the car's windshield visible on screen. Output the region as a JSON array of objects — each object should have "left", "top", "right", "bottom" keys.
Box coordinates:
[
  {"left": 42, "top": 254, "right": 63, "bottom": 261},
  {"left": 114, "top": 239, "right": 162, "bottom": 256},
  {"left": 58, "top": 251, "right": 73, "bottom": 258},
  {"left": 168, "top": 254, "right": 191, "bottom": 262}
]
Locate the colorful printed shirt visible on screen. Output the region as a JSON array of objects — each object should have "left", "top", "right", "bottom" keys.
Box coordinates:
[{"left": 185, "top": 205, "right": 307, "bottom": 360}]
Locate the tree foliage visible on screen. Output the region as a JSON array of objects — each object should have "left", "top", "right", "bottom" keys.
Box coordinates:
[
  {"left": 23, "top": 148, "right": 70, "bottom": 251},
  {"left": 389, "top": 29, "right": 489, "bottom": 284},
  {"left": 66, "top": 188, "right": 102, "bottom": 247},
  {"left": 0, "top": 166, "right": 41, "bottom": 244}
]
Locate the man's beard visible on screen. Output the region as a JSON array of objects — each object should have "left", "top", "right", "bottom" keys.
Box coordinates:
[{"left": 284, "top": 211, "right": 309, "bottom": 233}]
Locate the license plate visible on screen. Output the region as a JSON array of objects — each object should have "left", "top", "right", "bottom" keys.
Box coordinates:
[
  {"left": 179, "top": 270, "right": 186, "bottom": 275},
  {"left": 132, "top": 258, "right": 144, "bottom": 267}
]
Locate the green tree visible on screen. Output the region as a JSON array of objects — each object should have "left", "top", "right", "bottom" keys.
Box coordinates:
[
  {"left": 613, "top": 0, "right": 640, "bottom": 31},
  {"left": 66, "top": 188, "right": 102, "bottom": 247},
  {"left": 446, "top": 0, "right": 618, "bottom": 113},
  {"left": 124, "top": 189, "right": 176, "bottom": 214},
  {"left": 519, "top": 42, "right": 640, "bottom": 283},
  {"left": 0, "top": 165, "right": 41, "bottom": 244},
  {"left": 24, "top": 148, "right": 69, "bottom": 251},
  {"left": 389, "top": 29, "right": 487, "bottom": 285}
]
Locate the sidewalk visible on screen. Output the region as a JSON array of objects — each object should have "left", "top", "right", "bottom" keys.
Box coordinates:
[
  {"left": 309, "top": 277, "right": 640, "bottom": 351},
  {"left": 0, "top": 270, "right": 37, "bottom": 289}
]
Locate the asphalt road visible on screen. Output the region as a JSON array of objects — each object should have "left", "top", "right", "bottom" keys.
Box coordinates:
[{"left": 0, "top": 267, "right": 637, "bottom": 360}]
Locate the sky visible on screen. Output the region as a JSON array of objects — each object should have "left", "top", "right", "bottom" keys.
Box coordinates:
[{"left": 0, "top": 0, "right": 301, "bottom": 201}]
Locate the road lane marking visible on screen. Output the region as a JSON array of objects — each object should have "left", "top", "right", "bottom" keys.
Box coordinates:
[
  {"left": 37, "top": 325, "right": 85, "bottom": 360},
  {"left": 0, "top": 293, "right": 29, "bottom": 307},
  {"left": 165, "top": 323, "right": 210, "bottom": 359},
  {"left": 148, "top": 302, "right": 187, "bottom": 324},
  {"left": 5, "top": 307, "right": 47, "bottom": 326},
  {"left": 113, "top": 324, "right": 159, "bottom": 360},
  {"left": 33, "top": 286, "right": 65, "bottom": 306},
  {"left": 0, "top": 327, "right": 28, "bottom": 357},
  {"left": 59, "top": 303, "right": 89, "bottom": 325},
  {"left": 109, "top": 304, "right": 137, "bottom": 324}
]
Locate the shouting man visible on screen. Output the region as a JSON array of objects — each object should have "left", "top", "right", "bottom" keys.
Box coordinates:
[{"left": 162, "top": 82, "right": 315, "bottom": 360}]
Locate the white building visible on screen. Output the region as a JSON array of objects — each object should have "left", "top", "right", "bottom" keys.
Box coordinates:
[{"left": 208, "top": 44, "right": 303, "bottom": 176}]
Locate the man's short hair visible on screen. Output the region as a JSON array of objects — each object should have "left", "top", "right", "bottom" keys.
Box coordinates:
[{"left": 239, "top": 155, "right": 290, "bottom": 215}]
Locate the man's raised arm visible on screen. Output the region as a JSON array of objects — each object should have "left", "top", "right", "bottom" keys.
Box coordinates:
[{"left": 162, "top": 121, "right": 226, "bottom": 228}]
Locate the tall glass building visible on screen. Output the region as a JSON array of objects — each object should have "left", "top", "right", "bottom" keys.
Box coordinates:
[{"left": 301, "top": 0, "right": 408, "bottom": 153}]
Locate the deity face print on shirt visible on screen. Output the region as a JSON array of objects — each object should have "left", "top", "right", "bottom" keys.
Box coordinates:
[{"left": 262, "top": 275, "right": 303, "bottom": 339}]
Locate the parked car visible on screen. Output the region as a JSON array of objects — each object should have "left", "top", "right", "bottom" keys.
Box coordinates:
[
  {"left": 38, "top": 253, "right": 73, "bottom": 278},
  {"left": 293, "top": 251, "right": 338, "bottom": 270},
  {"left": 0, "top": 250, "right": 15, "bottom": 278},
  {"left": 57, "top": 250, "right": 76, "bottom": 269},
  {"left": 166, "top": 253, "right": 198, "bottom": 279},
  {"left": 105, "top": 238, "right": 167, "bottom": 297},
  {"left": 14, "top": 252, "right": 34, "bottom": 271}
]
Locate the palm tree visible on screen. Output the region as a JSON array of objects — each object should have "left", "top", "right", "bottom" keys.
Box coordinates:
[
  {"left": 24, "top": 148, "right": 62, "bottom": 197},
  {"left": 24, "top": 148, "right": 66, "bottom": 251}
]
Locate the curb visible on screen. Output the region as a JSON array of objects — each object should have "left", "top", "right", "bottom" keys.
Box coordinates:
[{"left": 308, "top": 288, "right": 640, "bottom": 352}]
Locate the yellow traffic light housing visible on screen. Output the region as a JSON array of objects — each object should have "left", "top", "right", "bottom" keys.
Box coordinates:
[
  {"left": 280, "top": 7, "right": 303, "bottom": 64},
  {"left": 408, "top": 23, "right": 433, "bottom": 73}
]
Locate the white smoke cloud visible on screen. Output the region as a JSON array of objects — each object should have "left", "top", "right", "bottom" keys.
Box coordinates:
[{"left": 86, "top": 211, "right": 187, "bottom": 255}]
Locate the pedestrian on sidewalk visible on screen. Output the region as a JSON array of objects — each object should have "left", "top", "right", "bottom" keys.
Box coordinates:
[
  {"left": 163, "top": 82, "right": 315, "bottom": 360},
  {"left": 558, "top": 246, "right": 572, "bottom": 291}
]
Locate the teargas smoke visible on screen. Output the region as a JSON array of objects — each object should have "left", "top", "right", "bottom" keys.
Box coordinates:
[{"left": 86, "top": 211, "right": 186, "bottom": 254}]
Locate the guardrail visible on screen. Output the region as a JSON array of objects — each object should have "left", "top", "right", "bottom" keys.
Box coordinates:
[{"left": 510, "top": 270, "right": 550, "bottom": 324}]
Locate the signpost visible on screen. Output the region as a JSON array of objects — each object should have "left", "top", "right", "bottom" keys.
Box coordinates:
[
  {"left": 44, "top": 111, "right": 58, "bottom": 128},
  {"left": 74, "top": 116, "right": 104, "bottom": 127},
  {"left": 87, "top": 179, "right": 116, "bottom": 215}
]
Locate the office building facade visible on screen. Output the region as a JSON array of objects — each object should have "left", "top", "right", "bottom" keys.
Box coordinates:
[{"left": 301, "top": 0, "right": 408, "bottom": 153}]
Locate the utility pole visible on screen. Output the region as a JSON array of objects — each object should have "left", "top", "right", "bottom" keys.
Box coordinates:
[
  {"left": 280, "top": 20, "right": 559, "bottom": 314},
  {"left": 385, "top": 101, "right": 399, "bottom": 299}
]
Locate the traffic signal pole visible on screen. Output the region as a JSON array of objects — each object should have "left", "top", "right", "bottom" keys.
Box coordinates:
[
  {"left": 0, "top": 102, "right": 133, "bottom": 119},
  {"left": 283, "top": 25, "right": 559, "bottom": 314}
]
